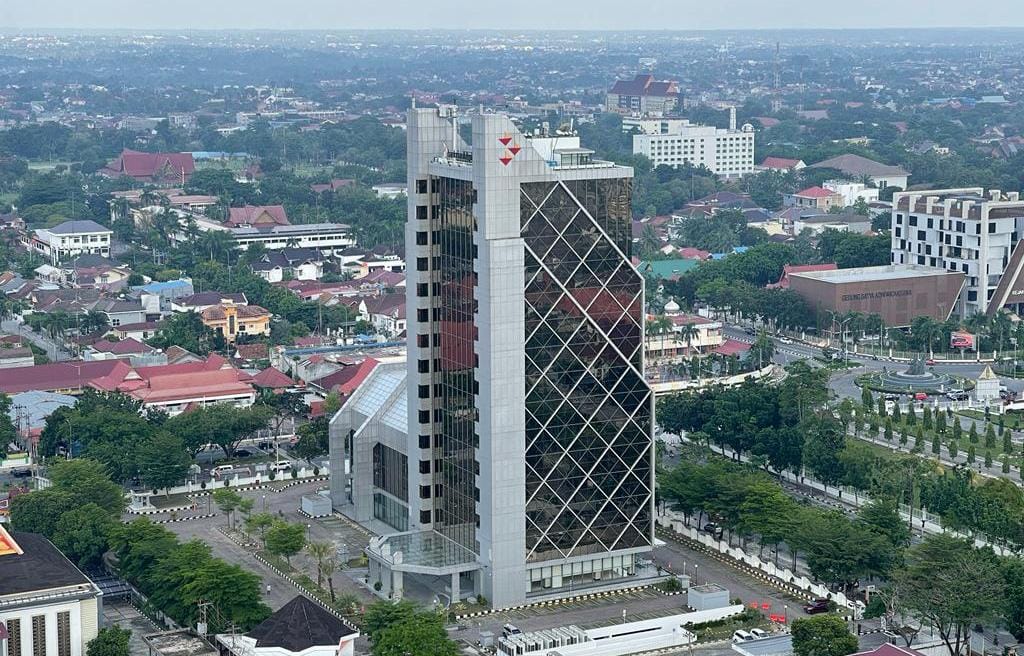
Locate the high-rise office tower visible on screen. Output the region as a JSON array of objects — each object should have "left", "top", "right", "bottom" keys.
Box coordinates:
[{"left": 404, "top": 107, "right": 654, "bottom": 607}]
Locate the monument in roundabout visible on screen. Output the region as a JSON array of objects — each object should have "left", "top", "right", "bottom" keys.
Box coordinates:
[{"left": 857, "top": 353, "right": 971, "bottom": 395}]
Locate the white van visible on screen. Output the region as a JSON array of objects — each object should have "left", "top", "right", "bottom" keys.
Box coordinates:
[
  {"left": 270, "top": 461, "right": 292, "bottom": 473},
  {"left": 732, "top": 630, "right": 755, "bottom": 643},
  {"left": 212, "top": 464, "right": 235, "bottom": 476}
]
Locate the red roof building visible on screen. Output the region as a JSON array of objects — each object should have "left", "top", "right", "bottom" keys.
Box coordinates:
[
  {"left": 0, "top": 355, "right": 255, "bottom": 415},
  {"left": 101, "top": 149, "right": 195, "bottom": 184},
  {"left": 226, "top": 205, "right": 290, "bottom": 228},
  {"left": 759, "top": 156, "right": 806, "bottom": 171},
  {"left": 252, "top": 367, "right": 294, "bottom": 390},
  {"left": 768, "top": 263, "right": 838, "bottom": 289},
  {"left": 312, "top": 358, "right": 378, "bottom": 397}
]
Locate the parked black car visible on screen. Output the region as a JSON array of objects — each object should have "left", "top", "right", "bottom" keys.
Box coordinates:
[{"left": 803, "top": 599, "right": 830, "bottom": 614}]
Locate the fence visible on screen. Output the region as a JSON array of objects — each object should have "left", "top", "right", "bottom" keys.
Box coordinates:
[{"left": 127, "top": 468, "right": 326, "bottom": 512}]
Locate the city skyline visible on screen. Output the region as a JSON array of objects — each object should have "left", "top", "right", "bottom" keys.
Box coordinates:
[{"left": 4, "top": 0, "right": 1024, "bottom": 31}]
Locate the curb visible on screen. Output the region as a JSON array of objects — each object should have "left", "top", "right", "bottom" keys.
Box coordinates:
[
  {"left": 151, "top": 513, "right": 217, "bottom": 525},
  {"left": 454, "top": 583, "right": 665, "bottom": 620},
  {"left": 655, "top": 526, "right": 817, "bottom": 604}
]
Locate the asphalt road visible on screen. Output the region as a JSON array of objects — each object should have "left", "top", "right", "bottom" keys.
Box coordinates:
[
  {"left": 133, "top": 479, "right": 374, "bottom": 612},
  {"left": 1, "top": 319, "right": 72, "bottom": 361}
]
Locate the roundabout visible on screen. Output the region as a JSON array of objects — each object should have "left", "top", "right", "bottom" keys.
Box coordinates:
[{"left": 856, "top": 353, "right": 974, "bottom": 395}]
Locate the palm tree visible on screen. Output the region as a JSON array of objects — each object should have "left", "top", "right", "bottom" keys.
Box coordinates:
[
  {"left": 646, "top": 315, "right": 674, "bottom": 361},
  {"left": 305, "top": 541, "right": 333, "bottom": 589},
  {"left": 678, "top": 322, "right": 700, "bottom": 357}
]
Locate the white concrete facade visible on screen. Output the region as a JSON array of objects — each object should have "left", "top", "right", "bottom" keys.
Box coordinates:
[
  {"left": 630, "top": 118, "right": 755, "bottom": 178},
  {"left": 404, "top": 108, "right": 654, "bottom": 608},
  {"left": 891, "top": 188, "right": 1024, "bottom": 317},
  {"left": 1, "top": 594, "right": 100, "bottom": 656}
]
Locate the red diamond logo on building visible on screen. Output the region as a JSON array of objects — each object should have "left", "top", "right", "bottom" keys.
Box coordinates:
[
  {"left": 508, "top": 145, "right": 521, "bottom": 155},
  {"left": 499, "top": 156, "right": 513, "bottom": 166},
  {"left": 498, "top": 136, "right": 512, "bottom": 146}
]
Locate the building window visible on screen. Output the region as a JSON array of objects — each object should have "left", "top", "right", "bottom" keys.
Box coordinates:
[
  {"left": 416, "top": 205, "right": 428, "bottom": 220},
  {"left": 416, "top": 179, "right": 428, "bottom": 194},
  {"left": 420, "top": 510, "right": 432, "bottom": 524},
  {"left": 416, "top": 257, "right": 428, "bottom": 272},
  {"left": 31, "top": 616, "right": 45, "bottom": 656},
  {"left": 57, "top": 612, "right": 70, "bottom": 656},
  {"left": 7, "top": 619, "right": 21, "bottom": 656}
]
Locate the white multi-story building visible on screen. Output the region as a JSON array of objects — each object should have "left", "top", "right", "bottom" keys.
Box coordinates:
[
  {"left": 229, "top": 223, "right": 356, "bottom": 255},
  {"left": 890, "top": 187, "right": 1024, "bottom": 317},
  {"left": 628, "top": 111, "right": 755, "bottom": 178},
  {"left": 341, "top": 107, "right": 654, "bottom": 610},
  {"left": 823, "top": 180, "right": 880, "bottom": 207},
  {"left": 29, "top": 220, "right": 112, "bottom": 265}
]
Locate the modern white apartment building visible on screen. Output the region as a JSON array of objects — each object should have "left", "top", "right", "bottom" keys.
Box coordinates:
[
  {"left": 890, "top": 187, "right": 1024, "bottom": 317},
  {"left": 628, "top": 111, "right": 755, "bottom": 178},
  {"left": 343, "top": 107, "right": 654, "bottom": 610},
  {"left": 29, "top": 220, "right": 112, "bottom": 265}
]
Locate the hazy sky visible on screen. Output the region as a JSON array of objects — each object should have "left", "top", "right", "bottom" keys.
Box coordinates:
[{"left": 2, "top": 0, "right": 1023, "bottom": 31}]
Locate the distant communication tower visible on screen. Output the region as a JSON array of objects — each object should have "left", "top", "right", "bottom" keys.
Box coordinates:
[{"left": 771, "top": 41, "right": 782, "bottom": 113}]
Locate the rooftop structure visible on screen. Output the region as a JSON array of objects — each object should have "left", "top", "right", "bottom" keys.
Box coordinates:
[
  {"left": 101, "top": 149, "right": 195, "bottom": 184},
  {"left": 0, "top": 527, "right": 102, "bottom": 656},
  {"left": 890, "top": 187, "right": 1024, "bottom": 316},
  {"left": 229, "top": 223, "right": 355, "bottom": 255},
  {"left": 788, "top": 264, "right": 966, "bottom": 327},
  {"left": 226, "top": 205, "right": 290, "bottom": 228},
  {"left": 808, "top": 154, "right": 909, "bottom": 190},
  {"left": 29, "top": 221, "right": 112, "bottom": 266},
  {"left": 607, "top": 74, "right": 679, "bottom": 115},
  {"left": 629, "top": 114, "right": 755, "bottom": 178}
]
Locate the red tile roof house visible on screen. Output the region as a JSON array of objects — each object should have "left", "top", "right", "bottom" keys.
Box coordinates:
[
  {"left": 226, "top": 205, "right": 291, "bottom": 228},
  {"left": 783, "top": 186, "right": 844, "bottom": 211},
  {"left": 758, "top": 156, "right": 806, "bottom": 171},
  {"left": 100, "top": 149, "right": 196, "bottom": 184},
  {"left": 0, "top": 355, "right": 256, "bottom": 416},
  {"left": 767, "top": 263, "right": 838, "bottom": 289}
]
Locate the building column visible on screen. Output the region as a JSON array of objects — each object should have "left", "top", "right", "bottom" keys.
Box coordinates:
[
  {"left": 392, "top": 570, "right": 404, "bottom": 600},
  {"left": 450, "top": 572, "right": 460, "bottom": 603}
]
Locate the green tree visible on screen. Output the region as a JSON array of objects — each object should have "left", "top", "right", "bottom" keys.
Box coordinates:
[
  {"left": 1004, "top": 431, "right": 1013, "bottom": 455},
  {"left": 893, "top": 535, "right": 1005, "bottom": 656},
  {"left": 936, "top": 411, "right": 947, "bottom": 434},
  {"left": 949, "top": 440, "right": 959, "bottom": 459},
  {"left": 87, "top": 627, "right": 131, "bottom": 656},
  {"left": 136, "top": 432, "right": 191, "bottom": 492},
  {"left": 985, "top": 451, "right": 993, "bottom": 467},
  {"left": 969, "top": 423, "right": 979, "bottom": 444},
  {"left": 47, "top": 458, "right": 127, "bottom": 514},
  {"left": 244, "top": 512, "right": 275, "bottom": 548},
  {"left": 802, "top": 416, "right": 846, "bottom": 488},
  {"left": 791, "top": 615, "right": 858, "bottom": 656},
  {"left": 265, "top": 520, "right": 306, "bottom": 564},
  {"left": 932, "top": 434, "right": 941, "bottom": 455},
  {"left": 10, "top": 489, "right": 76, "bottom": 537},
  {"left": 372, "top": 609, "right": 459, "bottom": 656},
  {"left": 858, "top": 497, "right": 911, "bottom": 548},
  {"left": 51, "top": 503, "right": 116, "bottom": 568},
  {"left": 923, "top": 405, "right": 933, "bottom": 430},
  {"left": 212, "top": 488, "right": 245, "bottom": 529},
  {"left": 292, "top": 416, "right": 329, "bottom": 460},
  {"left": 884, "top": 419, "right": 893, "bottom": 441},
  {"left": 968, "top": 445, "right": 976, "bottom": 464},
  {"left": 363, "top": 600, "right": 418, "bottom": 643},
  {"left": 985, "top": 424, "right": 997, "bottom": 449},
  {"left": 953, "top": 418, "right": 962, "bottom": 442},
  {"left": 861, "top": 386, "right": 873, "bottom": 410},
  {"left": 892, "top": 403, "right": 902, "bottom": 424}
]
